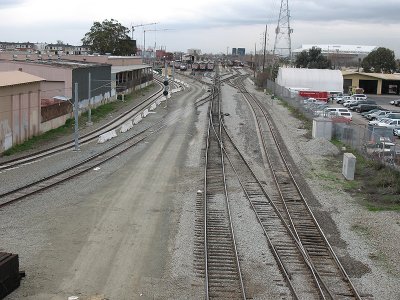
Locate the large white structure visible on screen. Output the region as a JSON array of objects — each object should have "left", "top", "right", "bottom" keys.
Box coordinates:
[
  {"left": 292, "top": 44, "right": 377, "bottom": 67},
  {"left": 276, "top": 68, "right": 343, "bottom": 92}
]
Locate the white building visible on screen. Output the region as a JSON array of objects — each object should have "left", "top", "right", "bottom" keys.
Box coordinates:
[{"left": 276, "top": 68, "right": 343, "bottom": 92}]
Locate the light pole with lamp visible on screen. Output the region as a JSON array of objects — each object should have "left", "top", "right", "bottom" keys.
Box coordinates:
[
  {"left": 73, "top": 82, "right": 80, "bottom": 151},
  {"left": 56, "top": 84, "right": 80, "bottom": 150},
  {"left": 87, "top": 72, "right": 93, "bottom": 126}
]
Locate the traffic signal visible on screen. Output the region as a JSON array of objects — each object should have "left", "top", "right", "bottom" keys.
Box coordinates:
[
  {"left": 163, "top": 80, "right": 169, "bottom": 86},
  {"left": 163, "top": 90, "right": 168, "bottom": 96}
]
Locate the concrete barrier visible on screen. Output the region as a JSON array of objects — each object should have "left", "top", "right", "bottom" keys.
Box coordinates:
[
  {"left": 150, "top": 103, "right": 157, "bottom": 111},
  {"left": 98, "top": 129, "right": 117, "bottom": 143},
  {"left": 133, "top": 115, "right": 142, "bottom": 124},
  {"left": 120, "top": 120, "right": 133, "bottom": 133},
  {"left": 156, "top": 98, "right": 161, "bottom": 105},
  {"left": 143, "top": 109, "right": 149, "bottom": 117}
]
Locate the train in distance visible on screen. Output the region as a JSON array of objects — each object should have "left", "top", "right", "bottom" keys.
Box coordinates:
[{"left": 192, "top": 61, "right": 214, "bottom": 71}]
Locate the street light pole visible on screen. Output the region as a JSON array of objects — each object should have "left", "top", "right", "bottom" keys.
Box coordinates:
[
  {"left": 87, "top": 72, "right": 93, "bottom": 125},
  {"left": 73, "top": 82, "right": 80, "bottom": 151}
]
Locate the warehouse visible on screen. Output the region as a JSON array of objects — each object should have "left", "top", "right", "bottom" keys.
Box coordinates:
[
  {"left": 276, "top": 68, "right": 343, "bottom": 93},
  {"left": 342, "top": 71, "right": 400, "bottom": 95}
]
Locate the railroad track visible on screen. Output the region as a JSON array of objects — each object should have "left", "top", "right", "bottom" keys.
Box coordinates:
[
  {"left": 230, "top": 77, "right": 362, "bottom": 299},
  {"left": 0, "top": 120, "right": 166, "bottom": 208},
  {"left": 0, "top": 77, "right": 192, "bottom": 208},
  {"left": 0, "top": 76, "right": 186, "bottom": 171},
  {"left": 203, "top": 72, "right": 246, "bottom": 299}
]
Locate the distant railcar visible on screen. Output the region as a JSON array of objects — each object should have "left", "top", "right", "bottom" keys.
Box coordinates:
[
  {"left": 192, "top": 63, "right": 199, "bottom": 70},
  {"left": 174, "top": 61, "right": 181, "bottom": 69},
  {"left": 180, "top": 64, "right": 187, "bottom": 71},
  {"left": 199, "top": 62, "right": 207, "bottom": 71},
  {"left": 207, "top": 62, "right": 214, "bottom": 71}
]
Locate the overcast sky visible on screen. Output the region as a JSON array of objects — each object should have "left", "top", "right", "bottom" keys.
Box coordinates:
[{"left": 1, "top": 0, "right": 399, "bottom": 57}]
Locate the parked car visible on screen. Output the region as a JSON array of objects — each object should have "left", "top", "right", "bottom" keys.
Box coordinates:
[
  {"left": 348, "top": 100, "right": 376, "bottom": 110},
  {"left": 343, "top": 100, "right": 358, "bottom": 107},
  {"left": 354, "top": 104, "right": 379, "bottom": 113},
  {"left": 361, "top": 108, "right": 383, "bottom": 117},
  {"left": 336, "top": 95, "right": 352, "bottom": 104},
  {"left": 393, "top": 128, "right": 400, "bottom": 137},
  {"left": 366, "top": 110, "right": 393, "bottom": 120},
  {"left": 323, "top": 107, "right": 352, "bottom": 120},
  {"left": 389, "top": 99, "right": 400, "bottom": 105},
  {"left": 351, "top": 93, "right": 367, "bottom": 100},
  {"left": 369, "top": 118, "right": 392, "bottom": 126},
  {"left": 364, "top": 137, "right": 395, "bottom": 155},
  {"left": 376, "top": 119, "right": 400, "bottom": 129},
  {"left": 303, "top": 98, "right": 325, "bottom": 106}
]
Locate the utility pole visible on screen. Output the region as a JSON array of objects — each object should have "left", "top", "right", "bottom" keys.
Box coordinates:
[
  {"left": 87, "top": 72, "right": 92, "bottom": 126},
  {"left": 263, "top": 24, "right": 267, "bottom": 72},
  {"left": 254, "top": 43, "right": 256, "bottom": 78},
  {"left": 73, "top": 83, "right": 80, "bottom": 151}
]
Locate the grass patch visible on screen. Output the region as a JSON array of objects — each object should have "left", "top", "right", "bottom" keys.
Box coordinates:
[
  {"left": 1, "top": 84, "right": 155, "bottom": 157},
  {"left": 2, "top": 119, "right": 74, "bottom": 156},
  {"left": 326, "top": 143, "right": 400, "bottom": 211},
  {"left": 351, "top": 223, "right": 371, "bottom": 236}
]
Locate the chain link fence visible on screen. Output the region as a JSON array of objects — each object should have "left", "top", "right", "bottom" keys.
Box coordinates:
[{"left": 266, "top": 80, "right": 400, "bottom": 169}]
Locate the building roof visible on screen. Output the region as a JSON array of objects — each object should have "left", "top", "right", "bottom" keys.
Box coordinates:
[
  {"left": 293, "top": 44, "right": 377, "bottom": 55},
  {"left": 342, "top": 71, "right": 400, "bottom": 80},
  {"left": 0, "top": 58, "right": 108, "bottom": 68},
  {"left": 111, "top": 65, "right": 151, "bottom": 74},
  {"left": 0, "top": 70, "right": 44, "bottom": 87}
]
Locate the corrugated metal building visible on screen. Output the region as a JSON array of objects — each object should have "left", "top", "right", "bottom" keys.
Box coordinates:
[{"left": 0, "top": 71, "right": 44, "bottom": 152}]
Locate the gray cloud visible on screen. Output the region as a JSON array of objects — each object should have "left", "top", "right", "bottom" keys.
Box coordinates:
[
  {"left": 163, "top": 0, "right": 400, "bottom": 31},
  {"left": 290, "top": 0, "right": 400, "bottom": 23},
  {"left": 0, "top": 0, "right": 24, "bottom": 8}
]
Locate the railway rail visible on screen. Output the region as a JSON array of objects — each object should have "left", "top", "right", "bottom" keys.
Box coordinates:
[
  {"left": 229, "top": 75, "right": 362, "bottom": 299},
  {"left": 203, "top": 72, "right": 246, "bottom": 299},
  {"left": 0, "top": 120, "right": 166, "bottom": 208},
  {"left": 0, "top": 77, "right": 191, "bottom": 208}
]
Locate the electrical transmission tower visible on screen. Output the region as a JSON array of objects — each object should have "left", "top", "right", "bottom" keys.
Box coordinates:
[{"left": 273, "top": 0, "right": 293, "bottom": 61}]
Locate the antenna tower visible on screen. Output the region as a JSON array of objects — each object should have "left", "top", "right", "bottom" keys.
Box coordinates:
[{"left": 273, "top": 0, "right": 293, "bottom": 61}]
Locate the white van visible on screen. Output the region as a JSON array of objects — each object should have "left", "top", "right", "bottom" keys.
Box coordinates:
[
  {"left": 323, "top": 107, "right": 352, "bottom": 120},
  {"left": 352, "top": 94, "right": 367, "bottom": 100}
]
